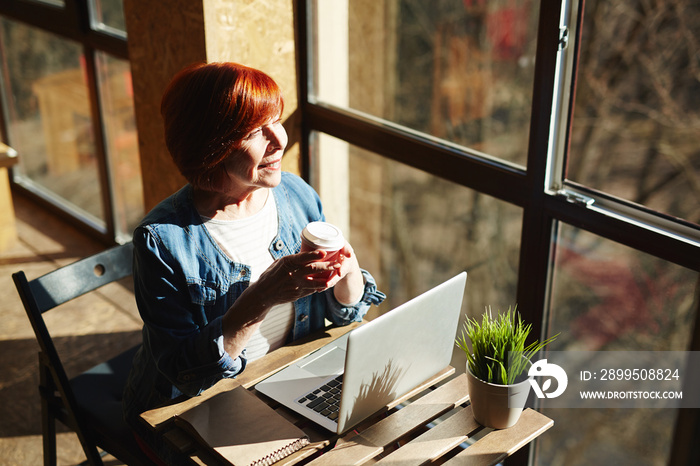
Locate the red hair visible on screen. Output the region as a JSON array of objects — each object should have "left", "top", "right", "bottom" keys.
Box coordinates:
[{"left": 160, "top": 62, "right": 284, "bottom": 187}]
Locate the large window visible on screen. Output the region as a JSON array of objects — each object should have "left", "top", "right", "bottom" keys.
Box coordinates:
[
  {"left": 566, "top": 0, "right": 700, "bottom": 224},
  {"left": 0, "top": 0, "right": 142, "bottom": 243},
  {"left": 312, "top": 0, "right": 539, "bottom": 168},
  {"left": 542, "top": 224, "right": 697, "bottom": 465},
  {"left": 304, "top": 0, "right": 699, "bottom": 465}
]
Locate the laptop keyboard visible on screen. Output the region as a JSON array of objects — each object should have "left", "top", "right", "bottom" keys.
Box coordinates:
[{"left": 296, "top": 374, "right": 344, "bottom": 421}]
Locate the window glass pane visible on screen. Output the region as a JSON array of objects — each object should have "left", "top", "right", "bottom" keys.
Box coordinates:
[
  {"left": 311, "top": 0, "right": 539, "bottom": 167},
  {"left": 0, "top": 18, "right": 104, "bottom": 224},
  {"left": 89, "top": 0, "right": 127, "bottom": 37},
  {"left": 95, "top": 52, "right": 142, "bottom": 240},
  {"left": 537, "top": 223, "right": 698, "bottom": 465},
  {"left": 567, "top": 0, "right": 700, "bottom": 225},
  {"left": 311, "top": 132, "right": 523, "bottom": 370}
]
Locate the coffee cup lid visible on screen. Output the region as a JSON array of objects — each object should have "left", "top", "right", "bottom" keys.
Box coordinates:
[{"left": 302, "top": 222, "right": 345, "bottom": 250}]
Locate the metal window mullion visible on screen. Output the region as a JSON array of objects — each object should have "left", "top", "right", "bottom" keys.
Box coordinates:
[
  {"left": 516, "top": 0, "right": 567, "bottom": 333},
  {"left": 543, "top": 0, "right": 582, "bottom": 191},
  {"left": 0, "top": 1, "right": 128, "bottom": 56},
  {"left": 544, "top": 191, "right": 700, "bottom": 271},
  {"left": 82, "top": 46, "right": 116, "bottom": 242},
  {"left": 303, "top": 102, "right": 528, "bottom": 206},
  {"left": 0, "top": 2, "right": 79, "bottom": 38},
  {"left": 298, "top": 0, "right": 311, "bottom": 182}
]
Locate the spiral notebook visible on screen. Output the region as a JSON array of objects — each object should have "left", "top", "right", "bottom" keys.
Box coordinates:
[{"left": 172, "top": 385, "right": 309, "bottom": 466}]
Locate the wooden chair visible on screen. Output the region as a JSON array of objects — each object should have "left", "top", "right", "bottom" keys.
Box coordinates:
[{"left": 12, "top": 242, "right": 154, "bottom": 465}]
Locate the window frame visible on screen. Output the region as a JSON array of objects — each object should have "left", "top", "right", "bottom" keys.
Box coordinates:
[
  {"left": 298, "top": 0, "right": 700, "bottom": 464},
  {"left": 0, "top": 0, "right": 129, "bottom": 243},
  {"left": 298, "top": 0, "right": 700, "bottom": 307}
]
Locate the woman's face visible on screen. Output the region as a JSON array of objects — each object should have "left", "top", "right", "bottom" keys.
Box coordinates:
[{"left": 222, "top": 118, "right": 288, "bottom": 194}]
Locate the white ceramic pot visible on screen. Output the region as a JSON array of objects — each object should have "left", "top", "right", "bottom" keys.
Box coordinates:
[{"left": 466, "top": 364, "right": 532, "bottom": 429}]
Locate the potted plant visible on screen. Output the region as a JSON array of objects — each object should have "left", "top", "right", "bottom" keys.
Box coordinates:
[{"left": 455, "top": 306, "right": 557, "bottom": 429}]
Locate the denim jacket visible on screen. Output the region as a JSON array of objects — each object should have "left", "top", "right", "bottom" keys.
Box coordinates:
[{"left": 123, "top": 172, "right": 385, "bottom": 426}]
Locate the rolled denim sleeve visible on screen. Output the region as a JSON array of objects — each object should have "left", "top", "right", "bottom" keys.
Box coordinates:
[
  {"left": 323, "top": 269, "right": 386, "bottom": 325},
  {"left": 133, "top": 227, "right": 245, "bottom": 397}
]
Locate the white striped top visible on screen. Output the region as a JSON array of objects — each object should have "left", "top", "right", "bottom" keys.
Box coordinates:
[{"left": 202, "top": 193, "right": 294, "bottom": 362}]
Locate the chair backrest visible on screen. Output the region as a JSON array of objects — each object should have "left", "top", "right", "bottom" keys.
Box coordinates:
[
  {"left": 12, "top": 242, "right": 135, "bottom": 464},
  {"left": 14, "top": 242, "right": 134, "bottom": 360},
  {"left": 24, "top": 242, "right": 134, "bottom": 313}
]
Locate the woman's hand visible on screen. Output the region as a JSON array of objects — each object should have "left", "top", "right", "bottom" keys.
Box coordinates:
[
  {"left": 221, "top": 250, "right": 335, "bottom": 359},
  {"left": 326, "top": 243, "right": 365, "bottom": 305},
  {"left": 254, "top": 250, "right": 338, "bottom": 307}
]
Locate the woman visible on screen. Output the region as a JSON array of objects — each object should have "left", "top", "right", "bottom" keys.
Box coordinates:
[{"left": 122, "top": 62, "right": 385, "bottom": 463}]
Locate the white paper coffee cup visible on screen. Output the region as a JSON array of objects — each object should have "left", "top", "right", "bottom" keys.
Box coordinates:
[{"left": 300, "top": 222, "right": 345, "bottom": 279}]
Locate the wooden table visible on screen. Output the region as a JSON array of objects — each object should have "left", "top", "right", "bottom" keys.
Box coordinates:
[{"left": 141, "top": 324, "right": 553, "bottom": 466}]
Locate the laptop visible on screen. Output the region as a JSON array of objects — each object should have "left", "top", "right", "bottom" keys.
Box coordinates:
[{"left": 255, "top": 272, "right": 467, "bottom": 434}]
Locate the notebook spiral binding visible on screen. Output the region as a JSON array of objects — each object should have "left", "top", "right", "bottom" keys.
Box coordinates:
[{"left": 251, "top": 437, "right": 310, "bottom": 466}]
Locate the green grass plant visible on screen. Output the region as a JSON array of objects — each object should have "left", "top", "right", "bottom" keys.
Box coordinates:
[{"left": 456, "top": 305, "right": 558, "bottom": 385}]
